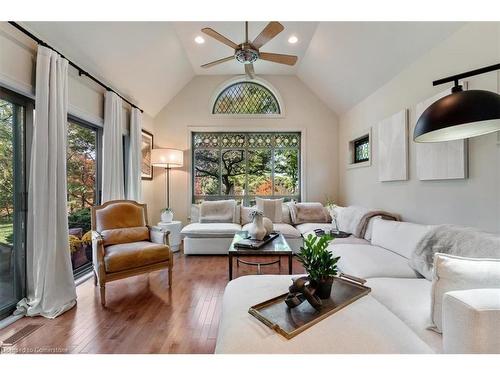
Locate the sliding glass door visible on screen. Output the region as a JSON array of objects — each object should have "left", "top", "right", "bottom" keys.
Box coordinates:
[
  {"left": 0, "top": 88, "right": 29, "bottom": 319},
  {"left": 67, "top": 117, "right": 100, "bottom": 277}
]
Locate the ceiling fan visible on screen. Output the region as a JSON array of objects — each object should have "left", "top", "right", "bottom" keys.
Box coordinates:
[{"left": 200, "top": 21, "right": 298, "bottom": 78}]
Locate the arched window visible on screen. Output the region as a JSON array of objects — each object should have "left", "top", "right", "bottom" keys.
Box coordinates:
[{"left": 212, "top": 81, "right": 281, "bottom": 115}]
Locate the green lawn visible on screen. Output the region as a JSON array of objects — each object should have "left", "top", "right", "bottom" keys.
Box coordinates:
[{"left": 0, "top": 222, "right": 13, "bottom": 246}]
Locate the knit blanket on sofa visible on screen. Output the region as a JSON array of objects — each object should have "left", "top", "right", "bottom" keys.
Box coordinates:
[
  {"left": 336, "top": 206, "right": 400, "bottom": 238},
  {"left": 410, "top": 224, "right": 500, "bottom": 280}
]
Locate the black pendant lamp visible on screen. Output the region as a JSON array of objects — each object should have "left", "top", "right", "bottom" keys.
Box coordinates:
[{"left": 414, "top": 63, "right": 500, "bottom": 142}]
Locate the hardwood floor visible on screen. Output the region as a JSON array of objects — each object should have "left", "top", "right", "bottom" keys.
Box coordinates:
[{"left": 0, "top": 252, "right": 304, "bottom": 354}]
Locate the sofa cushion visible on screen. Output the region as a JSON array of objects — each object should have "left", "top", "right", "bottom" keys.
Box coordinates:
[
  {"left": 256, "top": 197, "right": 283, "bottom": 223},
  {"left": 191, "top": 203, "right": 240, "bottom": 224},
  {"left": 288, "top": 202, "right": 330, "bottom": 224},
  {"left": 371, "top": 219, "right": 433, "bottom": 259},
  {"left": 281, "top": 203, "right": 292, "bottom": 224},
  {"left": 269, "top": 223, "right": 301, "bottom": 239},
  {"left": 104, "top": 241, "right": 170, "bottom": 273},
  {"left": 181, "top": 223, "right": 242, "bottom": 238},
  {"left": 430, "top": 253, "right": 500, "bottom": 333},
  {"left": 330, "top": 244, "right": 420, "bottom": 279},
  {"left": 215, "top": 275, "right": 433, "bottom": 354},
  {"left": 367, "top": 277, "right": 442, "bottom": 353},
  {"left": 100, "top": 226, "right": 150, "bottom": 246},
  {"left": 242, "top": 223, "right": 301, "bottom": 239},
  {"left": 199, "top": 199, "right": 237, "bottom": 223}
]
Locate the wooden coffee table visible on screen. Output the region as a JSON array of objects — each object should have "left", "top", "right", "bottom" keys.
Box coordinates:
[{"left": 228, "top": 231, "right": 293, "bottom": 280}]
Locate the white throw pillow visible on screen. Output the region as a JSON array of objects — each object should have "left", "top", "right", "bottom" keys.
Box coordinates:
[
  {"left": 371, "top": 219, "right": 433, "bottom": 259},
  {"left": 256, "top": 198, "right": 283, "bottom": 223},
  {"left": 430, "top": 253, "right": 500, "bottom": 333}
]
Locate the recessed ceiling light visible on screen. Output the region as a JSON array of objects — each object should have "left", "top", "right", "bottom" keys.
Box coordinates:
[
  {"left": 288, "top": 36, "right": 298, "bottom": 44},
  {"left": 194, "top": 36, "right": 205, "bottom": 44}
]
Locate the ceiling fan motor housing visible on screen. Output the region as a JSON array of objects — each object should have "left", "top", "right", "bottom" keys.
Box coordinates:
[{"left": 235, "top": 43, "right": 259, "bottom": 64}]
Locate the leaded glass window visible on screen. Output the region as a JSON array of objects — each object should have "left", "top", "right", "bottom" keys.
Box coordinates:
[
  {"left": 213, "top": 82, "right": 280, "bottom": 115},
  {"left": 354, "top": 136, "right": 370, "bottom": 163},
  {"left": 192, "top": 132, "right": 300, "bottom": 204}
]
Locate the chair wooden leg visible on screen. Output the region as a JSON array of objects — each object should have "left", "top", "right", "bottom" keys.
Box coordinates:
[
  {"left": 168, "top": 265, "right": 173, "bottom": 288},
  {"left": 100, "top": 285, "right": 106, "bottom": 306}
]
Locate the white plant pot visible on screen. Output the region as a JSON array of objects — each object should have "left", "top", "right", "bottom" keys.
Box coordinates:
[
  {"left": 161, "top": 211, "right": 173, "bottom": 223},
  {"left": 247, "top": 214, "right": 267, "bottom": 241}
]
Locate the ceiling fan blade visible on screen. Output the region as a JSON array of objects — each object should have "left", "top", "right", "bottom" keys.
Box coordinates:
[
  {"left": 259, "top": 52, "right": 298, "bottom": 66},
  {"left": 202, "top": 28, "right": 239, "bottom": 49},
  {"left": 201, "top": 56, "right": 234, "bottom": 68},
  {"left": 252, "top": 22, "right": 284, "bottom": 49},
  {"left": 245, "top": 63, "right": 255, "bottom": 79}
]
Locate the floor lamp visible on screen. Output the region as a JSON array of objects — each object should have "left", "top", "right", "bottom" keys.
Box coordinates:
[{"left": 151, "top": 148, "right": 184, "bottom": 209}]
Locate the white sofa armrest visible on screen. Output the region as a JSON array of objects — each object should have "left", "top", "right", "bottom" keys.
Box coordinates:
[{"left": 442, "top": 288, "right": 500, "bottom": 353}]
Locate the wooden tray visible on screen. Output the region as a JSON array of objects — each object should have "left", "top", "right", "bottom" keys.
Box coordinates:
[{"left": 248, "top": 275, "right": 371, "bottom": 339}]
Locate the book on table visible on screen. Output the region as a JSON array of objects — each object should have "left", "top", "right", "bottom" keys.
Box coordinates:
[{"left": 234, "top": 232, "right": 280, "bottom": 249}]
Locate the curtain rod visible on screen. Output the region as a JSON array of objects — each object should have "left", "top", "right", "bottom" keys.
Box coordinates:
[{"left": 8, "top": 21, "right": 144, "bottom": 113}]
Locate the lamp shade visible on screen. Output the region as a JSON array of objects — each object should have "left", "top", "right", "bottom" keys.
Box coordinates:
[
  {"left": 151, "top": 148, "right": 183, "bottom": 168},
  {"left": 414, "top": 89, "right": 500, "bottom": 142}
]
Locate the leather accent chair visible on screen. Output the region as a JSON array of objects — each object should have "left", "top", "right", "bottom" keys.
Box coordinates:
[{"left": 91, "top": 200, "right": 172, "bottom": 306}]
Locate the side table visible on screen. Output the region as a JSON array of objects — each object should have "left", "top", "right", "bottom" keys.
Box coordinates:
[{"left": 155, "top": 220, "right": 183, "bottom": 252}]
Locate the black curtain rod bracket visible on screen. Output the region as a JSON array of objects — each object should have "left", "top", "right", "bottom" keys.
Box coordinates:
[{"left": 8, "top": 21, "right": 144, "bottom": 113}]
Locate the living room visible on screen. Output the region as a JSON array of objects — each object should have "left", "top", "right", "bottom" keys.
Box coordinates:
[{"left": 1, "top": 0, "right": 500, "bottom": 373}]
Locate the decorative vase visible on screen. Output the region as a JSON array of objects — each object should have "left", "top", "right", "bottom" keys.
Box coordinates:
[
  {"left": 248, "top": 213, "right": 267, "bottom": 240},
  {"left": 262, "top": 217, "right": 273, "bottom": 235},
  {"left": 161, "top": 210, "right": 173, "bottom": 223},
  {"left": 311, "top": 277, "right": 334, "bottom": 299}
]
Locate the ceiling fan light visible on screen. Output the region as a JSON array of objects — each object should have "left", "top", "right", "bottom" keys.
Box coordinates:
[
  {"left": 414, "top": 89, "right": 500, "bottom": 142},
  {"left": 288, "top": 36, "right": 298, "bottom": 44},
  {"left": 194, "top": 36, "right": 205, "bottom": 44}
]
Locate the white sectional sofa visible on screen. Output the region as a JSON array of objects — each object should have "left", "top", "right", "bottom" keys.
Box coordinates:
[
  {"left": 181, "top": 201, "right": 334, "bottom": 255},
  {"left": 215, "top": 218, "right": 500, "bottom": 354}
]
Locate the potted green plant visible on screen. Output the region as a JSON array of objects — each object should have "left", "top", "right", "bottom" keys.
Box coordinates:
[
  {"left": 161, "top": 208, "right": 173, "bottom": 223},
  {"left": 296, "top": 234, "right": 340, "bottom": 299},
  {"left": 81, "top": 230, "right": 93, "bottom": 262}
]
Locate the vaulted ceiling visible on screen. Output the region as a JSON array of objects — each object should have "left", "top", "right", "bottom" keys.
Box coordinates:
[{"left": 21, "top": 21, "right": 465, "bottom": 117}]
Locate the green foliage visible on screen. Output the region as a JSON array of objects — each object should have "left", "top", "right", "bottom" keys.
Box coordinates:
[
  {"left": 68, "top": 208, "right": 92, "bottom": 233},
  {"left": 296, "top": 234, "right": 340, "bottom": 282}
]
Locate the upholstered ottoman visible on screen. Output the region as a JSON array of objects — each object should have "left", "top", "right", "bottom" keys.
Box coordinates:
[
  {"left": 215, "top": 275, "right": 434, "bottom": 354},
  {"left": 442, "top": 289, "right": 500, "bottom": 354}
]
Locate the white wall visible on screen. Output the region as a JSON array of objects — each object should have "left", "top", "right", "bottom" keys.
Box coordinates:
[
  {"left": 338, "top": 22, "right": 500, "bottom": 233},
  {"left": 150, "top": 75, "right": 339, "bottom": 224}
]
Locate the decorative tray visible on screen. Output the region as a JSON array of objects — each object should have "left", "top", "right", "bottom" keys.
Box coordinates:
[{"left": 248, "top": 274, "right": 371, "bottom": 339}]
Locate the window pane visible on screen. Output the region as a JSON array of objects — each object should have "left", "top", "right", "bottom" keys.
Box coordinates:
[
  {"left": 194, "top": 149, "right": 220, "bottom": 195},
  {"left": 247, "top": 149, "right": 272, "bottom": 195},
  {"left": 354, "top": 136, "right": 370, "bottom": 163},
  {"left": 0, "top": 96, "right": 25, "bottom": 316},
  {"left": 221, "top": 149, "right": 245, "bottom": 195},
  {"left": 274, "top": 149, "right": 299, "bottom": 195},
  {"left": 213, "top": 82, "right": 280, "bottom": 114},
  {"left": 67, "top": 121, "right": 97, "bottom": 273}
]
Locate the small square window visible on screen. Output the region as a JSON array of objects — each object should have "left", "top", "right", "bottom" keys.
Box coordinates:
[{"left": 354, "top": 136, "right": 370, "bottom": 163}]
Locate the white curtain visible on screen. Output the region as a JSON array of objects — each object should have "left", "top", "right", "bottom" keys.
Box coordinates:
[
  {"left": 16, "top": 46, "right": 76, "bottom": 319},
  {"left": 102, "top": 91, "right": 125, "bottom": 202},
  {"left": 126, "top": 108, "right": 142, "bottom": 201}
]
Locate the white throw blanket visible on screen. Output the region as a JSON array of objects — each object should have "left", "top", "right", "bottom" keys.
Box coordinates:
[
  {"left": 410, "top": 224, "right": 500, "bottom": 280},
  {"left": 336, "top": 206, "right": 400, "bottom": 238},
  {"left": 199, "top": 200, "right": 236, "bottom": 223}
]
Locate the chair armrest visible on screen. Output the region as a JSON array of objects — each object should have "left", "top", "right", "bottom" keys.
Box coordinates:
[
  {"left": 91, "top": 230, "right": 106, "bottom": 281},
  {"left": 149, "top": 226, "right": 170, "bottom": 246},
  {"left": 442, "top": 288, "right": 500, "bottom": 354}
]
